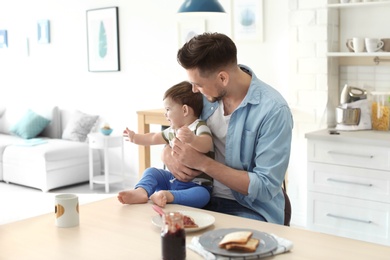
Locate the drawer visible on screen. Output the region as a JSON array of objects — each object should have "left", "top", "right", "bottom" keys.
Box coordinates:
[
  {"left": 308, "top": 162, "right": 390, "bottom": 203},
  {"left": 307, "top": 140, "right": 390, "bottom": 171},
  {"left": 307, "top": 192, "right": 390, "bottom": 246}
]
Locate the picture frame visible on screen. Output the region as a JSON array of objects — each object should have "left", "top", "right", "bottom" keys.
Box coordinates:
[
  {"left": 0, "top": 30, "right": 8, "bottom": 48},
  {"left": 86, "top": 7, "right": 120, "bottom": 72},
  {"left": 233, "top": 0, "right": 263, "bottom": 42},
  {"left": 177, "top": 19, "right": 206, "bottom": 48},
  {"left": 37, "top": 20, "right": 50, "bottom": 44}
]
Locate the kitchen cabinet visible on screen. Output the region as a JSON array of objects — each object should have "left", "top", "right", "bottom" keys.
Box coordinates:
[
  {"left": 305, "top": 129, "right": 390, "bottom": 246},
  {"left": 327, "top": 1, "right": 390, "bottom": 65}
]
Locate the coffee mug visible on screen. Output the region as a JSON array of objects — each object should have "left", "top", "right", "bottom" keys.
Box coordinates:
[
  {"left": 365, "top": 38, "right": 384, "bottom": 52},
  {"left": 382, "top": 38, "right": 390, "bottom": 52},
  {"left": 55, "top": 194, "right": 79, "bottom": 228},
  {"left": 347, "top": 37, "right": 365, "bottom": 52}
]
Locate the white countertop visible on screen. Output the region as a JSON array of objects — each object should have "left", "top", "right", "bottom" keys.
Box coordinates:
[{"left": 305, "top": 129, "right": 390, "bottom": 147}]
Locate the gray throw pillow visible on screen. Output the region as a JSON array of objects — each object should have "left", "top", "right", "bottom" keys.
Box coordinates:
[{"left": 62, "top": 110, "right": 98, "bottom": 142}]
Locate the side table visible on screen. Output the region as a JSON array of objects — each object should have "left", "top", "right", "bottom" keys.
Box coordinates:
[{"left": 88, "top": 133, "right": 124, "bottom": 193}]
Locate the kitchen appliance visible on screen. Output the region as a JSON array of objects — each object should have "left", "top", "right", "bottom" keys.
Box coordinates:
[
  {"left": 340, "top": 85, "right": 367, "bottom": 104},
  {"left": 335, "top": 84, "right": 371, "bottom": 131}
]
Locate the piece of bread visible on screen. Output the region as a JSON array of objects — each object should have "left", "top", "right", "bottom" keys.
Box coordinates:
[
  {"left": 183, "top": 215, "right": 198, "bottom": 228},
  {"left": 224, "top": 238, "right": 260, "bottom": 252},
  {"left": 219, "top": 231, "right": 253, "bottom": 247}
]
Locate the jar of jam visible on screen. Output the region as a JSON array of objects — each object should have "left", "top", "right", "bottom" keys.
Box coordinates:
[{"left": 161, "top": 212, "right": 186, "bottom": 260}]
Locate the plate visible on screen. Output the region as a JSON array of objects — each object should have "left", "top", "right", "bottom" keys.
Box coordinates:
[
  {"left": 151, "top": 210, "right": 215, "bottom": 232},
  {"left": 199, "top": 228, "right": 278, "bottom": 257}
]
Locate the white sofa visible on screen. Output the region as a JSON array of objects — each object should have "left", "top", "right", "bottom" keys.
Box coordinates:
[{"left": 0, "top": 105, "right": 101, "bottom": 192}]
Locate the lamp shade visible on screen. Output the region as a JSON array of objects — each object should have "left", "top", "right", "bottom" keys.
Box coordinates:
[{"left": 178, "top": 0, "right": 226, "bottom": 13}]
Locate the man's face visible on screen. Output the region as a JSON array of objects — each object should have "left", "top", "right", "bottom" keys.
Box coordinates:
[{"left": 187, "top": 68, "right": 226, "bottom": 103}]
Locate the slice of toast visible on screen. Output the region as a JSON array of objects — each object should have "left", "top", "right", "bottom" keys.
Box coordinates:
[
  {"left": 224, "top": 238, "right": 260, "bottom": 252},
  {"left": 219, "top": 231, "right": 253, "bottom": 248}
]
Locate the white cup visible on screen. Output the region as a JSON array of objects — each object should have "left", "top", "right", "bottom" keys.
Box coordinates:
[
  {"left": 350, "top": 0, "right": 361, "bottom": 2},
  {"left": 55, "top": 194, "right": 79, "bottom": 228},
  {"left": 365, "top": 38, "right": 384, "bottom": 52},
  {"left": 347, "top": 37, "right": 365, "bottom": 52},
  {"left": 340, "top": 0, "right": 350, "bottom": 3}
]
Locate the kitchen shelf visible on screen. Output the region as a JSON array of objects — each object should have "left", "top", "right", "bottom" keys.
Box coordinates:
[
  {"left": 327, "top": 3, "right": 390, "bottom": 65},
  {"left": 328, "top": 52, "right": 390, "bottom": 65},
  {"left": 327, "top": 1, "right": 390, "bottom": 9},
  {"left": 327, "top": 52, "right": 390, "bottom": 57}
]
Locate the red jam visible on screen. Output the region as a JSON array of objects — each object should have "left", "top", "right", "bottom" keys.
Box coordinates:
[{"left": 161, "top": 212, "right": 186, "bottom": 260}]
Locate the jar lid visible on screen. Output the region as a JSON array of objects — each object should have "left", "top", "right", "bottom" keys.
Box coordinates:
[{"left": 370, "top": 91, "right": 390, "bottom": 95}]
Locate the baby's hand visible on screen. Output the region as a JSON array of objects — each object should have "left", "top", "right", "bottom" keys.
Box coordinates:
[
  {"left": 123, "top": 128, "right": 135, "bottom": 142},
  {"left": 176, "top": 126, "right": 194, "bottom": 144}
]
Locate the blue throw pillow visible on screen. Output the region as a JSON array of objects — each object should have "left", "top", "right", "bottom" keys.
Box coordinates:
[{"left": 10, "top": 109, "right": 51, "bottom": 139}]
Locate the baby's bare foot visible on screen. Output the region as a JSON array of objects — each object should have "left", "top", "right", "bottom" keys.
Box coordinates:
[
  {"left": 150, "top": 191, "right": 168, "bottom": 207},
  {"left": 150, "top": 191, "right": 174, "bottom": 207},
  {"left": 117, "top": 188, "right": 148, "bottom": 204}
]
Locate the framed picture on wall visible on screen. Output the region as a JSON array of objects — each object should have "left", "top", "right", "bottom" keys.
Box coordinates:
[
  {"left": 37, "top": 20, "right": 50, "bottom": 44},
  {"left": 86, "top": 6, "right": 120, "bottom": 72},
  {"left": 233, "top": 0, "right": 263, "bottom": 42},
  {"left": 0, "top": 30, "right": 8, "bottom": 48},
  {"left": 177, "top": 19, "right": 206, "bottom": 48}
]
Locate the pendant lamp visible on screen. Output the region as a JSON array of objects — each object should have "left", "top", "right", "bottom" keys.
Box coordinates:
[{"left": 178, "top": 0, "right": 226, "bottom": 13}]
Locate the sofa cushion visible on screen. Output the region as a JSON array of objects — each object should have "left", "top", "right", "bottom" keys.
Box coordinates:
[
  {"left": 39, "top": 106, "right": 61, "bottom": 139},
  {"left": 0, "top": 105, "right": 60, "bottom": 138},
  {"left": 10, "top": 109, "right": 51, "bottom": 139},
  {"left": 2, "top": 138, "right": 100, "bottom": 191},
  {"left": 4, "top": 138, "right": 91, "bottom": 162},
  {"left": 0, "top": 134, "right": 25, "bottom": 181},
  {"left": 62, "top": 110, "right": 98, "bottom": 142},
  {"left": 0, "top": 106, "right": 5, "bottom": 117}
]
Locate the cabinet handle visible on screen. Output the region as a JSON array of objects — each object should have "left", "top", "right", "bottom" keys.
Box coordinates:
[
  {"left": 327, "top": 178, "right": 373, "bottom": 187},
  {"left": 326, "top": 213, "right": 372, "bottom": 224},
  {"left": 327, "top": 150, "right": 374, "bottom": 159}
]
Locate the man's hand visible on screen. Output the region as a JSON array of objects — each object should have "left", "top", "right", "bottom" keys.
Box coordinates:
[
  {"left": 175, "top": 126, "right": 195, "bottom": 144},
  {"left": 171, "top": 137, "right": 207, "bottom": 173},
  {"left": 161, "top": 141, "right": 202, "bottom": 182}
]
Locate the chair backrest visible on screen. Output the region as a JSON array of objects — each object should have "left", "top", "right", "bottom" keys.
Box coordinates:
[{"left": 282, "top": 187, "right": 292, "bottom": 226}]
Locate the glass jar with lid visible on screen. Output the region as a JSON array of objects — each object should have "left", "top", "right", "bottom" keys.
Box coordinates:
[
  {"left": 161, "top": 212, "right": 186, "bottom": 260},
  {"left": 370, "top": 91, "right": 390, "bottom": 131}
]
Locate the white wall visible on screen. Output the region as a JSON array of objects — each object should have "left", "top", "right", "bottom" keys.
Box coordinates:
[
  {"left": 0, "top": 0, "right": 291, "bottom": 176},
  {"left": 0, "top": 1, "right": 310, "bottom": 224}
]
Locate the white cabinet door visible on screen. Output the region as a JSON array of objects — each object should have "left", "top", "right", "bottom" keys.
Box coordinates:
[
  {"left": 307, "top": 140, "right": 390, "bottom": 171},
  {"left": 308, "top": 162, "right": 390, "bottom": 203},
  {"left": 307, "top": 192, "right": 390, "bottom": 246}
]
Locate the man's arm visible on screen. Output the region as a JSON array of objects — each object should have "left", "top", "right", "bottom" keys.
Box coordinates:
[
  {"left": 169, "top": 138, "right": 250, "bottom": 195},
  {"left": 161, "top": 144, "right": 203, "bottom": 182}
]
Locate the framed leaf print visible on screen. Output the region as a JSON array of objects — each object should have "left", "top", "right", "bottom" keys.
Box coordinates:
[
  {"left": 0, "top": 30, "right": 8, "bottom": 48},
  {"left": 37, "top": 20, "right": 50, "bottom": 44},
  {"left": 233, "top": 0, "right": 263, "bottom": 42},
  {"left": 86, "top": 7, "right": 120, "bottom": 72}
]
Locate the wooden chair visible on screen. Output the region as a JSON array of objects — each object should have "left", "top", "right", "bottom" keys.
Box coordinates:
[{"left": 282, "top": 179, "right": 292, "bottom": 226}]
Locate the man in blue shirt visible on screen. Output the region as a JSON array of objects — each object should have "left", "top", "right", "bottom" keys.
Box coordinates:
[{"left": 162, "top": 32, "right": 293, "bottom": 225}]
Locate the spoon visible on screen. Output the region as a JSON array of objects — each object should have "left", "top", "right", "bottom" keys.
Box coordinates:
[{"left": 152, "top": 205, "right": 165, "bottom": 216}]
